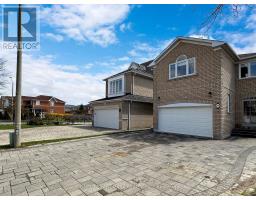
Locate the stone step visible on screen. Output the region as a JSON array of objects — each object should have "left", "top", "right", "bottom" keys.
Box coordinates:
[{"left": 232, "top": 128, "right": 256, "bottom": 137}]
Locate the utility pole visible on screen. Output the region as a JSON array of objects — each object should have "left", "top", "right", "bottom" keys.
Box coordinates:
[
  {"left": 13, "top": 4, "right": 22, "bottom": 147},
  {"left": 9, "top": 76, "right": 14, "bottom": 124}
]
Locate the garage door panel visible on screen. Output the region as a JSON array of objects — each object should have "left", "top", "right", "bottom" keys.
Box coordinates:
[
  {"left": 94, "top": 108, "right": 119, "bottom": 129},
  {"left": 158, "top": 106, "right": 213, "bottom": 138}
]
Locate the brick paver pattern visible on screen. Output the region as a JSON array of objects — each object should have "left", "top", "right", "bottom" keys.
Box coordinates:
[
  {"left": 0, "top": 131, "right": 256, "bottom": 196},
  {"left": 0, "top": 124, "right": 116, "bottom": 145}
]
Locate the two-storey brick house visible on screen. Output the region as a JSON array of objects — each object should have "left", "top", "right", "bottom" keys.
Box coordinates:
[
  {"left": 90, "top": 61, "right": 153, "bottom": 130},
  {"left": 151, "top": 37, "right": 256, "bottom": 139},
  {"left": 0, "top": 95, "right": 65, "bottom": 119}
]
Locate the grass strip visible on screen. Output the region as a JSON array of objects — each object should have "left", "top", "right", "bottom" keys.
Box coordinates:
[{"left": 0, "top": 123, "right": 81, "bottom": 130}]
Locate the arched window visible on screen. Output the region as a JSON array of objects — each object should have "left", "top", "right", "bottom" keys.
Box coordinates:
[
  {"left": 169, "top": 55, "right": 196, "bottom": 79},
  {"left": 176, "top": 55, "right": 187, "bottom": 62}
]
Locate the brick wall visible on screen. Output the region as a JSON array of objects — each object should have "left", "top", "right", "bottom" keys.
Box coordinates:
[
  {"left": 33, "top": 101, "right": 65, "bottom": 114},
  {"left": 220, "top": 50, "right": 236, "bottom": 138},
  {"left": 153, "top": 42, "right": 223, "bottom": 138}
]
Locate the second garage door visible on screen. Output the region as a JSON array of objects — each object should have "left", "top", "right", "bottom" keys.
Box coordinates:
[
  {"left": 94, "top": 108, "right": 119, "bottom": 129},
  {"left": 158, "top": 103, "right": 213, "bottom": 138}
]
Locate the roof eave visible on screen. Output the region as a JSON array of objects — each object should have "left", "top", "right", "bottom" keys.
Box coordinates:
[{"left": 238, "top": 56, "right": 256, "bottom": 61}]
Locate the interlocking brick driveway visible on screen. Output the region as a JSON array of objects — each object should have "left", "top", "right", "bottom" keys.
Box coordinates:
[
  {"left": 0, "top": 124, "right": 117, "bottom": 145},
  {"left": 0, "top": 131, "right": 256, "bottom": 196}
]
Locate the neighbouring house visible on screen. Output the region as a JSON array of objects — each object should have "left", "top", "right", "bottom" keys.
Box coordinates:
[
  {"left": 0, "top": 96, "right": 13, "bottom": 119},
  {"left": 150, "top": 37, "right": 256, "bottom": 139},
  {"left": 65, "top": 105, "right": 77, "bottom": 113},
  {"left": 65, "top": 104, "right": 92, "bottom": 115},
  {"left": 90, "top": 60, "right": 153, "bottom": 130},
  {"left": 0, "top": 95, "right": 65, "bottom": 119},
  {"left": 31, "top": 95, "right": 65, "bottom": 116},
  {"left": 65, "top": 104, "right": 92, "bottom": 121}
]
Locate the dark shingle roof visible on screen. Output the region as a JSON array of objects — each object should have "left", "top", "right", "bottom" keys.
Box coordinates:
[
  {"left": 36, "top": 95, "right": 65, "bottom": 103},
  {"left": 238, "top": 53, "right": 256, "bottom": 60},
  {"left": 91, "top": 94, "right": 153, "bottom": 104},
  {"left": 103, "top": 60, "right": 153, "bottom": 80}
]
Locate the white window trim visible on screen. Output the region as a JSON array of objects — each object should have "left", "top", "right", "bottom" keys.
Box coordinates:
[
  {"left": 239, "top": 61, "right": 256, "bottom": 79},
  {"left": 50, "top": 100, "right": 55, "bottom": 107},
  {"left": 36, "top": 100, "right": 40, "bottom": 106},
  {"left": 108, "top": 75, "right": 125, "bottom": 97},
  {"left": 169, "top": 57, "right": 196, "bottom": 80}
]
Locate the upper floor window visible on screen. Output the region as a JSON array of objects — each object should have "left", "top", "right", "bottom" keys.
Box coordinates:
[
  {"left": 4, "top": 99, "right": 9, "bottom": 108},
  {"left": 50, "top": 100, "right": 55, "bottom": 107},
  {"left": 108, "top": 75, "right": 124, "bottom": 97},
  {"left": 239, "top": 61, "right": 256, "bottom": 79},
  {"left": 36, "top": 100, "right": 40, "bottom": 105},
  {"left": 169, "top": 55, "right": 196, "bottom": 79}
]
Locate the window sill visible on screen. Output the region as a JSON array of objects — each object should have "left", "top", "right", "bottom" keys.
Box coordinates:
[
  {"left": 168, "top": 73, "right": 198, "bottom": 81},
  {"left": 108, "top": 92, "right": 124, "bottom": 98},
  {"left": 239, "top": 76, "right": 256, "bottom": 80}
]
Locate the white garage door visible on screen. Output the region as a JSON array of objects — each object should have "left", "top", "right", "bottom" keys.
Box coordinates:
[
  {"left": 158, "top": 103, "right": 213, "bottom": 138},
  {"left": 94, "top": 108, "right": 119, "bottom": 129}
]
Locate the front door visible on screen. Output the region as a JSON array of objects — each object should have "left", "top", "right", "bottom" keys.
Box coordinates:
[{"left": 243, "top": 100, "right": 256, "bottom": 126}]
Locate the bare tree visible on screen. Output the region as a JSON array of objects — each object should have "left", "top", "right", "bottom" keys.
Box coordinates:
[
  {"left": 201, "top": 4, "right": 254, "bottom": 33},
  {"left": 0, "top": 59, "right": 8, "bottom": 95}
]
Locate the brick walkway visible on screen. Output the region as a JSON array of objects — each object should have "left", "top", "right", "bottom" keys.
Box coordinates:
[{"left": 0, "top": 132, "right": 256, "bottom": 196}]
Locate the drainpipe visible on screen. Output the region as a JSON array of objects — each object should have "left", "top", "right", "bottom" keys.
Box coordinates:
[{"left": 128, "top": 101, "right": 131, "bottom": 130}]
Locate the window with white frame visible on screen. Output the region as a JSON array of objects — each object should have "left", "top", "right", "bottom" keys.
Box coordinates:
[
  {"left": 50, "top": 100, "right": 55, "bottom": 107},
  {"left": 169, "top": 55, "right": 196, "bottom": 79},
  {"left": 4, "top": 99, "right": 9, "bottom": 108},
  {"left": 108, "top": 76, "right": 124, "bottom": 96},
  {"left": 227, "top": 94, "right": 231, "bottom": 113},
  {"left": 36, "top": 100, "right": 40, "bottom": 105},
  {"left": 239, "top": 61, "right": 256, "bottom": 79}
]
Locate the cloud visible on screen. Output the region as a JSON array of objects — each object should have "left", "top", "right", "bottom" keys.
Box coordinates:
[
  {"left": 128, "top": 38, "right": 174, "bottom": 63},
  {"left": 0, "top": 50, "right": 116, "bottom": 105},
  {"left": 245, "top": 9, "right": 256, "bottom": 29},
  {"left": 214, "top": 7, "right": 256, "bottom": 54},
  {"left": 43, "top": 33, "right": 64, "bottom": 42},
  {"left": 188, "top": 34, "right": 214, "bottom": 40},
  {"left": 119, "top": 22, "right": 132, "bottom": 32},
  {"left": 83, "top": 63, "right": 94, "bottom": 70},
  {"left": 189, "top": 6, "right": 256, "bottom": 54},
  {"left": 219, "top": 5, "right": 249, "bottom": 26},
  {"left": 41, "top": 4, "right": 130, "bottom": 47},
  {"left": 217, "top": 31, "right": 256, "bottom": 54},
  {"left": 117, "top": 56, "right": 130, "bottom": 61}
]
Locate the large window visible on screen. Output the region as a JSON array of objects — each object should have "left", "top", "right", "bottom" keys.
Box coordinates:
[
  {"left": 50, "top": 100, "right": 55, "bottom": 107},
  {"left": 240, "top": 61, "right": 256, "bottom": 79},
  {"left": 109, "top": 77, "right": 123, "bottom": 96},
  {"left": 169, "top": 56, "right": 196, "bottom": 79}
]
